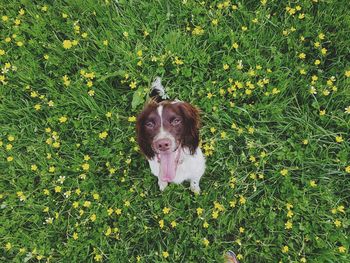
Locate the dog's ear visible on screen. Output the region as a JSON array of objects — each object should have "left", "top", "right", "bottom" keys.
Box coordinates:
[
  {"left": 178, "top": 102, "right": 201, "bottom": 154},
  {"left": 136, "top": 102, "right": 157, "bottom": 159}
]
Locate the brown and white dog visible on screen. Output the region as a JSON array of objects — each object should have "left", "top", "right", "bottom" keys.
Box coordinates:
[{"left": 136, "top": 78, "right": 205, "bottom": 193}]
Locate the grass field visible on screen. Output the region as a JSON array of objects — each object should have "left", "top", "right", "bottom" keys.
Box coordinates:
[{"left": 1, "top": 0, "right": 349, "bottom": 262}]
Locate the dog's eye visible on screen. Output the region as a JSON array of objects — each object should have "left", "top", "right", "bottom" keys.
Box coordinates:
[
  {"left": 171, "top": 118, "right": 181, "bottom": 125},
  {"left": 145, "top": 121, "right": 155, "bottom": 128}
]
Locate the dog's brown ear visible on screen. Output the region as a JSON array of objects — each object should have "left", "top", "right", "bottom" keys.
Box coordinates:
[
  {"left": 136, "top": 101, "right": 158, "bottom": 159},
  {"left": 178, "top": 102, "right": 201, "bottom": 154}
]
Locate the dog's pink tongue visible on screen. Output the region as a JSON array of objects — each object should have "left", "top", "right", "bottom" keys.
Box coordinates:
[{"left": 159, "top": 151, "right": 176, "bottom": 182}]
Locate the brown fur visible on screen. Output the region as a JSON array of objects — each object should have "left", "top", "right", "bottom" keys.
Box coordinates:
[{"left": 136, "top": 101, "right": 201, "bottom": 159}]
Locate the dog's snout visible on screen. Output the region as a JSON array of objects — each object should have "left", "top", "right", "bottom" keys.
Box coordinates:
[{"left": 154, "top": 138, "right": 172, "bottom": 152}]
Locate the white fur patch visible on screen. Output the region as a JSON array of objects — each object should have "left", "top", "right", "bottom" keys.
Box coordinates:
[{"left": 155, "top": 104, "right": 176, "bottom": 151}]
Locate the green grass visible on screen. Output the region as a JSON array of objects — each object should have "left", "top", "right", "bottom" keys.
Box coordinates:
[{"left": 0, "top": 0, "right": 349, "bottom": 262}]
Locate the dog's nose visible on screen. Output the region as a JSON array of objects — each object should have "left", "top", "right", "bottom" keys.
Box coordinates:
[{"left": 154, "top": 138, "right": 172, "bottom": 152}]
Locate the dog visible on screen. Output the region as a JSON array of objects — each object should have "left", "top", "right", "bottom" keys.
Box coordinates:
[{"left": 136, "top": 77, "right": 205, "bottom": 193}]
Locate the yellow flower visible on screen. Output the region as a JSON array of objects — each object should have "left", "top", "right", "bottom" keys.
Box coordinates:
[
  {"left": 90, "top": 214, "right": 96, "bottom": 222},
  {"left": 309, "top": 180, "right": 317, "bottom": 187},
  {"left": 159, "top": 219, "right": 164, "bottom": 228},
  {"left": 334, "top": 219, "right": 341, "bottom": 227},
  {"left": 197, "top": 207, "right": 203, "bottom": 216},
  {"left": 345, "top": 70, "right": 350, "bottom": 78},
  {"left": 5, "top": 242, "right": 12, "bottom": 250},
  {"left": 2, "top": 16, "right": 9, "bottom": 22},
  {"left": 230, "top": 200, "right": 237, "bottom": 207},
  {"left": 94, "top": 254, "right": 102, "bottom": 261},
  {"left": 298, "top": 53, "right": 306, "bottom": 59},
  {"left": 82, "top": 163, "right": 90, "bottom": 171},
  {"left": 162, "top": 251, "right": 169, "bottom": 258},
  {"left": 88, "top": 90, "right": 95, "bottom": 96},
  {"left": 319, "top": 110, "right": 326, "bottom": 116},
  {"left": 212, "top": 211, "right": 219, "bottom": 219},
  {"left": 103, "top": 40, "right": 108, "bottom": 46},
  {"left": 220, "top": 132, "right": 227, "bottom": 139},
  {"left": 318, "top": 33, "right": 325, "bottom": 40},
  {"left": 123, "top": 31, "right": 129, "bottom": 38},
  {"left": 239, "top": 227, "right": 245, "bottom": 233},
  {"left": 93, "top": 193, "right": 99, "bottom": 200},
  {"left": 203, "top": 238, "right": 209, "bottom": 246},
  {"left": 211, "top": 19, "right": 218, "bottom": 26},
  {"left": 83, "top": 201, "right": 91, "bottom": 208},
  {"left": 171, "top": 221, "right": 177, "bottom": 228},
  {"left": 34, "top": 104, "right": 41, "bottom": 111},
  {"left": 59, "top": 116, "right": 68, "bottom": 123},
  {"left": 163, "top": 207, "right": 170, "bottom": 214},
  {"left": 0, "top": 49, "right": 5, "bottom": 56},
  {"left": 223, "top": 64, "right": 229, "bottom": 70},
  {"left": 280, "top": 169, "right": 288, "bottom": 176},
  {"left": 73, "top": 232, "right": 78, "bottom": 240},
  {"left": 282, "top": 245, "right": 289, "bottom": 253},
  {"left": 192, "top": 26, "right": 204, "bottom": 35},
  {"left": 338, "top": 246, "right": 346, "bottom": 253},
  {"left": 7, "top": 156, "right": 13, "bottom": 162},
  {"left": 63, "top": 40, "right": 72, "bottom": 49},
  {"left": 337, "top": 205, "right": 345, "bottom": 213},
  {"left": 31, "top": 164, "right": 38, "bottom": 171},
  {"left": 203, "top": 221, "right": 209, "bottom": 228},
  {"left": 285, "top": 220, "right": 293, "bottom": 229},
  {"left": 105, "top": 227, "right": 112, "bottom": 236},
  {"left": 81, "top": 32, "right": 88, "bottom": 38},
  {"left": 129, "top": 81, "right": 137, "bottom": 89},
  {"left": 239, "top": 195, "right": 246, "bottom": 204},
  {"left": 115, "top": 208, "right": 122, "bottom": 215},
  {"left": 54, "top": 186, "right": 61, "bottom": 193},
  {"left": 232, "top": 42, "right": 239, "bottom": 49},
  {"left": 287, "top": 210, "right": 294, "bottom": 218},
  {"left": 346, "top": 166, "right": 350, "bottom": 173},
  {"left": 335, "top": 136, "right": 343, "bottom": 143},
  {"left": 99, "top": 131, "right": 108, "bottom": 139},
  {"left": 128, "top": 116, "right": 136, "bottom": 122}
]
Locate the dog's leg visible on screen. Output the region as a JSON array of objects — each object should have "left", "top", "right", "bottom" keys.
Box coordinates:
[
  {"left": 158, "top": 180, "right": 168, "bottom": 191},
  {"left": 190, "top": 179, "right": 200, "bottom": 194}
]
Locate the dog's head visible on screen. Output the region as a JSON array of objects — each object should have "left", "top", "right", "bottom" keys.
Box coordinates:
[{"left": 136, "top": 100, "right": 200, "bottom": 159}]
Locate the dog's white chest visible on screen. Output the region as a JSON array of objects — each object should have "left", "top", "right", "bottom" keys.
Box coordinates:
[{"left": 148, "top": 147, "right": 206, "bottom": 186}]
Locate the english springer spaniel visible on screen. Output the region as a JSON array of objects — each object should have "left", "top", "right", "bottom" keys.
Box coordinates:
[{"left": 136, "top": 78, "right": 205, "bottom": 193}]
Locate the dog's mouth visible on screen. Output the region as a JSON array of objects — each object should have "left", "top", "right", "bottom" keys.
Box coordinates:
[{"left": 155, "top": 146, "right": 181, "bottom": 182}]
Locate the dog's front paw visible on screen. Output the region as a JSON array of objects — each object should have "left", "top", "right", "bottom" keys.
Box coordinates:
[
  {"left": 158, "top": 180, "right": 168, "bottom": 191},
  {"left": 190, "top": 180, "right": 200, "bottom": 194}
]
